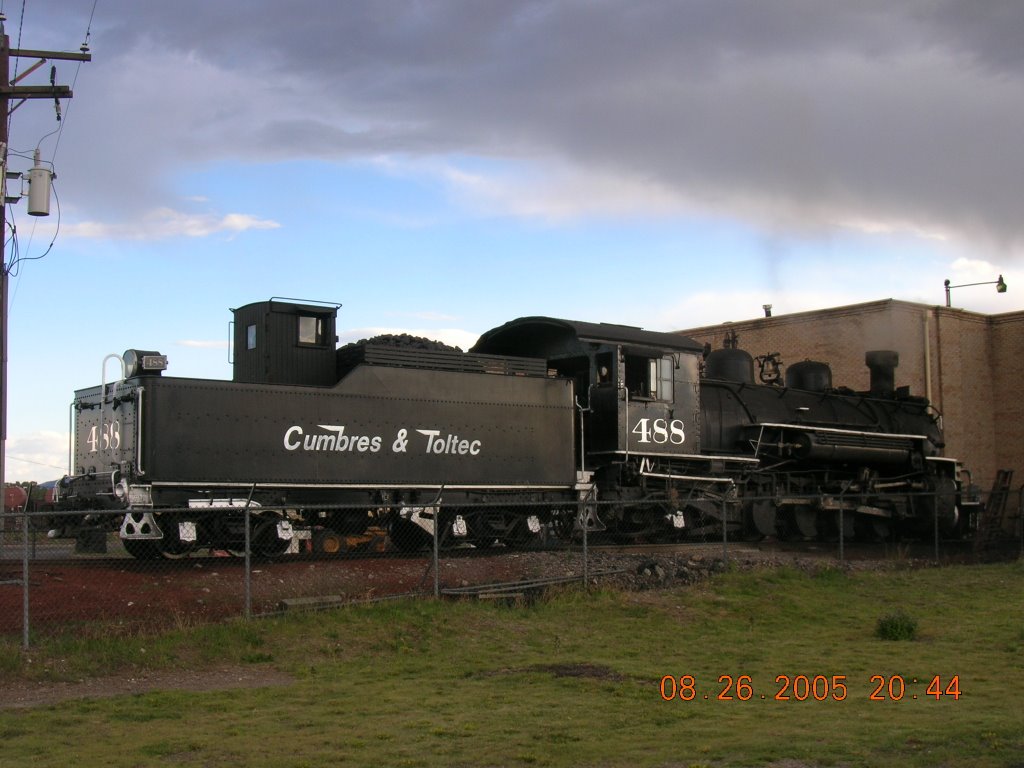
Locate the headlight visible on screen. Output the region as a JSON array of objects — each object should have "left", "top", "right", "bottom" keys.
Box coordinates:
[{"left": 122, "top": 349, "right": 167, "bottom": 377}]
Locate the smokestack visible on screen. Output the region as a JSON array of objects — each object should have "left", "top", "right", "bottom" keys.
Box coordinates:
[{"left": 865, "top": 350, "right": 899, "bottom": 397}]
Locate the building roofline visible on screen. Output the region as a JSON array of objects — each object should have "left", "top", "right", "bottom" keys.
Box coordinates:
[{"left": 677, "top": 297, "right": 1024, "bottom": 334}]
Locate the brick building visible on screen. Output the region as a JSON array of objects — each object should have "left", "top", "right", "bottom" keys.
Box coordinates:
[{"left": 677, "top": 299, "right": 1024, "bottom": 495}]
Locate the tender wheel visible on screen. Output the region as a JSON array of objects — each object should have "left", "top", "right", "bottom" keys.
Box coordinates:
[
  {"left": 122, "top": 539, "right": 162, "bottom": 560},
  {"left": 157, "top": 524, "right": 198, "bottom": 559},
  {"left": 332, "top": 511, "right": 370, "bottom": 536},
  {"left": 253, "top": 519, "right": 291, "bottom": 556},
  {"left": 468, "top": 511, "right": 511, "bottom": 548},
  {"left": 388, "top": 517, "right": 430, "bottom": 552},
  {"left": 504, "top": 516, "right": 543, "bottom": 548},
  {"left": 313, "top": 529, "right": 345, "bottom": 555}
]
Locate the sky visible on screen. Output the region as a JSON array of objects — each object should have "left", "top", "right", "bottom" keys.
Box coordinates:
[{"left": 4, "top": 0, "right": 1024, "bottom": 483}]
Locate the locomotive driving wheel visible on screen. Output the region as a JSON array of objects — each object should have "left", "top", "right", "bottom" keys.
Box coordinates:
[
  {"left": 855, "top": 516, "right": 891, "bottom": 541},
  {"left": 747, "top": 499, "right": 776, "bottom": 539},
  {"left": 776, "top": 505, "right": 817, "bottom": 541},
  {"left": 793, "top": 505, "right": 818, "bottom": 539}
]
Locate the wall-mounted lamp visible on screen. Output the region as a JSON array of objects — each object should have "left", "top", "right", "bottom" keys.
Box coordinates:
[{"left": 943, "top": 275, "right": 1007, "bottom": 307}]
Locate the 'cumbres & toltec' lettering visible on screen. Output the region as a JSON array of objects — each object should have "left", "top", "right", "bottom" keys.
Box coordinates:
[{"left": 283, "top": 425, "right": 482, "bottom": 456}]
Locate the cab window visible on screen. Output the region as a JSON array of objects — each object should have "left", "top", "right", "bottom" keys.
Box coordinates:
[
  {"left": 297, "top": 315, "right": 325, "bottom": 346},
  {"left": 624, "top": 354, "right": 674, "bottom": 401}
]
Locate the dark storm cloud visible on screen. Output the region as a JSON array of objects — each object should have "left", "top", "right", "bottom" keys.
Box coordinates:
[{"left": 20, "top": 0, "right": 1024, "bottom": 247}]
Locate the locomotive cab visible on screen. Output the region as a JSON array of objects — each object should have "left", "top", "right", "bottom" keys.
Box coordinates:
[{"left": 473, "top": 317, "right": 704, "bottom": 468}]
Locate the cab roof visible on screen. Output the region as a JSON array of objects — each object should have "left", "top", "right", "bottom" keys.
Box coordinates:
[{"left": 472, "top": 316, "right": 704, "bottom": 358}]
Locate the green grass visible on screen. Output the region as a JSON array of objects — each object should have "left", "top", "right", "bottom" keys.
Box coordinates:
[{"left": 1, "top": 561, "right": 1022, "bottom": 767}]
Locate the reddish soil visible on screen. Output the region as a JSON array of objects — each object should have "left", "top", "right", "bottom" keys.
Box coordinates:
[
  {"left": 3, "top": 538, "right": 955, "bottom": 638},
  {"left": 0, "top": 550, "right": 560, "bottom": 636}
]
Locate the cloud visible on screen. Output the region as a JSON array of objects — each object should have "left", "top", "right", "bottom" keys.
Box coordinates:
[
  {"left": 948, "top": 257, "right": 1004, "bottom": 281},
  {"left": 437, "top": 161, "right": 691, "bottom": 222},
  {"left": 63, "top": 208, "right": 280, "bottom": 241},
  {"left": 24, "top": 1, "right": 1024, "bottom": 253},
  {"left": 5, "top": 431, "right": 69, "bottom": 483}
]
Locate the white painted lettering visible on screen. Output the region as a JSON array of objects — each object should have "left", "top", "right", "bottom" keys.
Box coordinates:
[
  {"left": 284, "top": 425, "right": 303, "bottom": 450},
  {"left": 415, "top": 428, "right": 483, "bottom": 456},
  {"left": 284, "top": 424, "right": 383, "bottom": 454},
  {"left": 287, "top": 425, "right": 477, "bottom": 457}
]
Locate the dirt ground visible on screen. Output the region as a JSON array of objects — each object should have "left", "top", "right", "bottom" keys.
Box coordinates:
[
  {"left": 1, "top": 664, "right": 297, "bottom": 710},
  {"left": 0, "top": 541, "right": 958, "bottom": 710},
  {"left": 0, "top": 548, "right": 568, "bottom": 634},
  {"left": 2, "top": 538, "right": 959, "bottom": 637}
]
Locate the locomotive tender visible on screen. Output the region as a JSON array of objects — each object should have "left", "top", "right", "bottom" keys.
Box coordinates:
[{"left": 53, "top": 298, "right": 960, "bottom": 558}]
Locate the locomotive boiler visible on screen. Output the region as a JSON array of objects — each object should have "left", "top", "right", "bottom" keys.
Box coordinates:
[{"left": 49, "top": 299, "right": 961, "bottom": 558}]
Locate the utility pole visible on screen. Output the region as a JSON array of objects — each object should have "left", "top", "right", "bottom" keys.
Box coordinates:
[{"left": 0, "top": 18, "right": 90, "bottom": 515}]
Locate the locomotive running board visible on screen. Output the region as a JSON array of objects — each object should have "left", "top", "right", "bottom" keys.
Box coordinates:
[
  {"left": 589, "top": 450, "right": 758, "bottom": 464},
  {"left": 639, "top": 470, "right": 735, "bottom": 485},
  {"left": 749, "top": 422, "right": 928, "bottom": 456},
  {"left": 751, "top": 422, "right": 929, "bottom": 440}
]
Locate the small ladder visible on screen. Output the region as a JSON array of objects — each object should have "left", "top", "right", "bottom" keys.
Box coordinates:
[{"left": 974, "top": 469, "right": 1014, "bottom": 555}]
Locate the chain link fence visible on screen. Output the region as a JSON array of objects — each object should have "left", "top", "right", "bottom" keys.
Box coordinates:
[{"left": 2, "top": 488, "right": 1021, "bottom": 647}]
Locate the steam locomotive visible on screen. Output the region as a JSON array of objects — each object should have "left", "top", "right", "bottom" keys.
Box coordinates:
[{"left": 48, "top": 298, "right": 961, "bottom": 558}]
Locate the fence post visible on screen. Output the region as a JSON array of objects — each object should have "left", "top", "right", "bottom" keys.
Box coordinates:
[
  {"left": 839, "top": 506, "right": 845, "bottom": 562},
  {"left": 244, "top": 505, "right": 251, "bottom": 620},
  {"left": 432, "top": 503, "right": 440, "bottom": 599},
  {"left": 582, "top": 501, "right": 589, "bottom": 588},
  {"left": 243, "top": 483, "right": 256, "bottom": 621},
  {"left": 1019, "top": 487, "right": 1023, "bottom": 559},
  {"left": 721, "top": 498, "right": 728, "bottom": 565},
  {"left": 22, "top": 506, "right": 30, "bottom": 649}
]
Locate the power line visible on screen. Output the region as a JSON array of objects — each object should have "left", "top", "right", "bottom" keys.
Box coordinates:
[
  {"left": 6, "top": 453, "right": 65, "bottom": 471},
  {"left": 0, "top": 20, "right": 90, "bottom": 502},
  {"left": 51, "top": 0, "right": 101, "bottom": 162}
]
